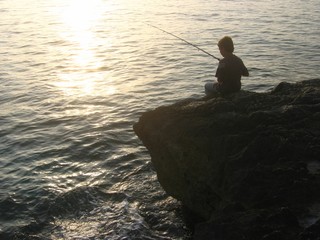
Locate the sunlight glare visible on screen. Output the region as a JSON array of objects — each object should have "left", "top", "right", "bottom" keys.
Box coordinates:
[
  {"left": 55, "top": 72, "right": 116, "bottom": 97},
  {"left": 61, "top": 0, "right": 105, "bottom": 31},
  {"left": 54, "top": 0, "right": 116, "bottom": 97}
]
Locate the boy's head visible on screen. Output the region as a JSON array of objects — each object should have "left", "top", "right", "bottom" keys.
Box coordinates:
[{"left": 218, "top": 36, "right": 234, "bottom": 53}]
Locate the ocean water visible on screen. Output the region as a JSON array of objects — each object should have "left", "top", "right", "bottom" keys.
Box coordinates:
[{"left": 0, "top": 0, "right": 319, "bottom": 239}]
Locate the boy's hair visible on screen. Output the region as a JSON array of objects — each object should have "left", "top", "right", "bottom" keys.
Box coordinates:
[{"left": 218, "top": 36, "right": 234, "bottom": 53}]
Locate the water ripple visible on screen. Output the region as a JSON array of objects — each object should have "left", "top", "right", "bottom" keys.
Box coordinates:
[{"left": 0, "top": 0, "right": 319, "bottom": 238}]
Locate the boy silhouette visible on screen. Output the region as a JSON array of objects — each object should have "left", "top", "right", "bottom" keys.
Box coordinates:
[{"left": 205, "top": 36, "right": 249, "bottom": 95}]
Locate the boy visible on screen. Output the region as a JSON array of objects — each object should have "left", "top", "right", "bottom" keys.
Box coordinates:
[{"left": 205, "top": 36, "right": 249, "bottom": 95}]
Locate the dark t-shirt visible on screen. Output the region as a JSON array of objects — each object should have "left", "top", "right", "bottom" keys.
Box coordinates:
[{"left": 215, "top": 54, "right": 248, "bottom": 94}]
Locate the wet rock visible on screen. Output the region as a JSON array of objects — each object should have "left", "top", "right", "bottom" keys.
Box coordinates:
[{"left": 134, "top": 79, "right": 320, "bottom": 239}]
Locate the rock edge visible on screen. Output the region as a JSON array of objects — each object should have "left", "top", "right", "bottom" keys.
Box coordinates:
[{"left": 134, "top": 79, "right": 320, "bottom": 240}]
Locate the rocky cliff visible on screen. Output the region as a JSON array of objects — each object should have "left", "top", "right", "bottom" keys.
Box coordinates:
[{"left": 134, "top": 79, "right": 320, "bottom": 240}]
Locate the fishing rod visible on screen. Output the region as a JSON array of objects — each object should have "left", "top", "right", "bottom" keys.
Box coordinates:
[{"left": 147, "top": 23, "right": 220, "bottom": 61}]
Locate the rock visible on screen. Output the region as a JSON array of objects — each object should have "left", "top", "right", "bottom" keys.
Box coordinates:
[{"left": 133, "top": 79, "right": 320, "bottom": 239}]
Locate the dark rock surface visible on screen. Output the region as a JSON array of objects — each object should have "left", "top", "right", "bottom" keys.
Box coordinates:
[{"left": 134, "top": 79, "right": 320, "bottom": 240}]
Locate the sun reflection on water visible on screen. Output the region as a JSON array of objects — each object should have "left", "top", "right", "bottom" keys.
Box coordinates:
[
  {"left": 53, "top": 0, "right": 115, "bottom": 97},
  {"left": 61, "top": 0, "right": 104, "bottom": 30}
]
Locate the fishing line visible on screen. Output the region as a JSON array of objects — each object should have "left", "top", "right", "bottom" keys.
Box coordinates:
[{"left": 146, "top": 23, "right": 220, "bottom": 61}]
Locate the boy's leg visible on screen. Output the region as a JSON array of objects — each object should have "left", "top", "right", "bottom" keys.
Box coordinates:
[{"left": 205, "top": 82, "right": 219, "bottom": 95}]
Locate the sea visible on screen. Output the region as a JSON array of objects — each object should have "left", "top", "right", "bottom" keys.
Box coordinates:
[{"left": 0, "top": 0, "right": 319, "bottom": 239}]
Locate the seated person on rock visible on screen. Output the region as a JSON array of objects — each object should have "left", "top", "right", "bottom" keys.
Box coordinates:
[{"left": 205, "top": 36, "right": 249, "bottom": 95}]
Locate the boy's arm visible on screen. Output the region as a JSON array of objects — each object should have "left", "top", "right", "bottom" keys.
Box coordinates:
[
  {"left": 243, "top": 69, "right": 249, "bottom": 77},
  {"left": 242, "top": 65, "right": 249, "bottom": 77}
]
